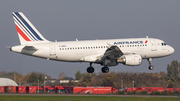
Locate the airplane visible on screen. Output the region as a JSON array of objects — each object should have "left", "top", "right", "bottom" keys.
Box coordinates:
[{"left": 10, "top": 12, "right": 174, "bottom": 73}]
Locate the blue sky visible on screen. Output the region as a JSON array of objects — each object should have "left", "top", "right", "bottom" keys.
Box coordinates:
[{"left": 0, "top": 1, "right": 180, "bottom": 78}]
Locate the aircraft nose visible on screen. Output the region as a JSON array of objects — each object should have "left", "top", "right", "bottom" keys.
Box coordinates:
[{"left": 168, "top": 46, "right": 174, "bottom": 55}]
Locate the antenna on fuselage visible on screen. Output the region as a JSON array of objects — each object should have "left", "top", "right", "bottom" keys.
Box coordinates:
[
  {"left": 146, "top": 36, "right": 149, "bottom": 38},
  {"left": 76, "top": 38, "right": 78, "bottom": 41}
]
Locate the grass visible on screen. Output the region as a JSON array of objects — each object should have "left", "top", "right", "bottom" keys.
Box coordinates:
[{"left": 0, "top": 95, "right": 178, "bottom": 101}]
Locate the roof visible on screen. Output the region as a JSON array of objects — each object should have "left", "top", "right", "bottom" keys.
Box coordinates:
[{"left": 0, "top": 78, "right": 18, "bottom": 86}]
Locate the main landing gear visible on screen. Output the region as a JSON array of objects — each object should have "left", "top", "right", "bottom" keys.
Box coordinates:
[
  {"left": 86, "top": 63, "right": 110, "bottom": 73},
  {"left": 87, "top": 63, "right": 94, "bottom": 73},
  {"left": 148, "top": 58, "right": 154, "bottom": 70},
  {"left": 101, "top": 66, "right": 109, "bottom": 73}
]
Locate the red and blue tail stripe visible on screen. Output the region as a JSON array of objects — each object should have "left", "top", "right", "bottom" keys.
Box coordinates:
[
  {"left": 12, "top": 12, "right": 47, "bottom": 44},
  {"left": 15, "top": 24, "right": 31, "bottom": 41}
]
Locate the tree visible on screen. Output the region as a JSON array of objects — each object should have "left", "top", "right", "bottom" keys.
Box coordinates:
[
  {"left": 63, "top": 77, "right": 74, "bottom": 80},
  {"left": 27, "top": 72, "right": 37, "bottom": 83},
  {"left": 58, "top": 72, "right": 66, "bottom": 80},
  {"left": 0, "top": 70, "right": 6, "bottom": 76},
  {"left": 75, "top": 71, "right": 83, "bottom": 80},
  {"left": 179, "top": 62, "right": 180, "bottom": 77},
  {"left": 79, "top": 73, "right": 92, "bottom": 86},
  {"left": 39, "top": 74, "right": 43, "bottom": 82},
  {"left": 167, "top": 60, "right": 179, "bottom": 79}
]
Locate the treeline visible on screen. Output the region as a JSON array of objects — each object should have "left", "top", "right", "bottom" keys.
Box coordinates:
[
  {"left": 73, "top": 60, "right": 180, "bottom": 89},
  {"left": 73, "top": 72, "right": 169, "bottom": 89},
  {"left": 1, "top": 60, "right": 180, "bottom": 88},
  {"left": 0, "top": 71, "right": 51, "bottom": 86}
]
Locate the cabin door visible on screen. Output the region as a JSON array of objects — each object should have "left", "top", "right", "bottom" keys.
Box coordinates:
[{"left": 150, "top": 40, "right": 157, "bottom": 51}]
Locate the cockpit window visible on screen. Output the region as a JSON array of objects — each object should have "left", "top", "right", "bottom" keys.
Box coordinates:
[{"left": 161, "top": 43, "right": 166, "bottom": 46}]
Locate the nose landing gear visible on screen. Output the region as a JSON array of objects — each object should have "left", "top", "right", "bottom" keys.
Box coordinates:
[
  {"left": 148, "top": 58, "right": 154, "bottom": 70},
  {"left": 149, "top": 65, "right": 154, "bottom": 70}
]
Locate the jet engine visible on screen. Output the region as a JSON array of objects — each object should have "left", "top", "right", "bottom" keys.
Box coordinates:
[{"left": 117, "top": 54, "right": 142, "bottom": 66}]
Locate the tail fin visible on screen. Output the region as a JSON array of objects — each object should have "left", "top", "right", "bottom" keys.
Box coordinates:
[{"left": 12, "top": 12, "right": 49, "bottom": 45}]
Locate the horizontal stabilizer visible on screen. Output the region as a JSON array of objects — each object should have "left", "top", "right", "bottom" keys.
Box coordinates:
[{"left": 23, "top": 46, "right": 38, "bottom": 51}]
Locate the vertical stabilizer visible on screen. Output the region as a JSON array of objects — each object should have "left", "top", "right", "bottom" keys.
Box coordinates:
[{"left": 12, "top": 12, "right": 49, "bottom": 45}]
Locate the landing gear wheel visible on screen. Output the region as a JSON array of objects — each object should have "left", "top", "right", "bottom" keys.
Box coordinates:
[
  {"left": 87, "top": 66, "right": 94, "bottom": 73},
  {"left": 101, "top": 66, "right": 109, "bottom": 73},
  {"left": 149, "top": 65, "right": 154, "bottom": 70},
  {"left": 148, "top": 58, "right": 154, "bottom": 70}
]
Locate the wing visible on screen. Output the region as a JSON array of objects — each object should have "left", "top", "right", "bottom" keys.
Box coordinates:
[
  {"left": 80, "top": 43, "right": 133, "bottom": 66},
  {"left": 79, "top": 44, "right": 123, "bottom": 64},
  {"left": 99, "top": 43, "right": 123, "bottom": 60},
  {"left": 95, "top": 43, "right": 124, "bottom": 66}
]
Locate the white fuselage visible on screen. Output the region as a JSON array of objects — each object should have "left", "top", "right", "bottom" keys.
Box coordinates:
[
  {"left": 10, "top": 12, "right": 175, "bottom": 73},
  {"left": 11, "top": 38, "right": 174, "bottom": 65}
]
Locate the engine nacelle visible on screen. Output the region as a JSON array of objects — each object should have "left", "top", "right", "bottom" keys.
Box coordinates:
[{"left": 117, "top": 54, "right": 142, "bottom": 66}]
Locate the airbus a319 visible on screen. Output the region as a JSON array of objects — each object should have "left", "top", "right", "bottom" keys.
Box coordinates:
[{"left": 10, "top": 12, "right": 174, "bottom": 73}]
